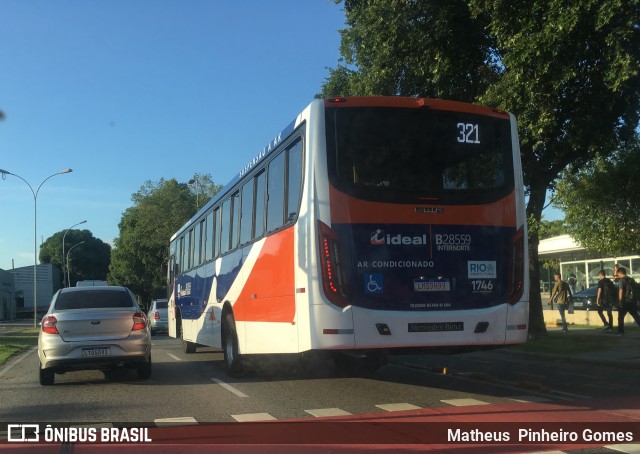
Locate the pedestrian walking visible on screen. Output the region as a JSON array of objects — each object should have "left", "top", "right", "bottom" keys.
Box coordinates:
[
  {"left": 596, "top": 270, "right": 615, "bottom": 331},
  {"left": 616, "top": 267, "right": 640, "bottom": 335},
  {"left": 548, "top": 272, "right": 572, "bottom": 332}
]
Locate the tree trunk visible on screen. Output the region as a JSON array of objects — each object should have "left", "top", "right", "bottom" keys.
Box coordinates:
[{"left": 527, "top": 183, "right": 549, "bottom": 339}]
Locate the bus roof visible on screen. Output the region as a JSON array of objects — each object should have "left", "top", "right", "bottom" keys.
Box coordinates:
[{"left": 170, "top": 96, "right": 511, "bottom": 242}]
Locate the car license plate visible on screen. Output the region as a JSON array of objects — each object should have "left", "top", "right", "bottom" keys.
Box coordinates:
[
  {"left": 82, "top": 347, "right": 111, "bottom": 357},
  {"left": 414, "top": 279, "right": 450, "bottom": 292}
]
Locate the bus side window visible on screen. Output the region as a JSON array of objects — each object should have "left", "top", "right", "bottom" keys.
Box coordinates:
[
  {"left": 206, "top": 210, "right": 214, "bottom": 262},
  {"left": 287, "top": 138, "right": 303, "bottom": 222},
  {"left": 212, "top": 207, "right": 219, "bottom": 258},
  {"left": 168, "top": 240, "right": 177, "bottom": 286},
  {"left": 179, "top": 235, "right": 186, "bottom": 273},
  {"left": 240, "top": 180, "right": 253, "bottom": 245},
  {"left": 220, "top": 198, "right": 231, "bottom": 255},
  {"left": 187, "top": 228, "right": 194, "bottom": 270},
  {"left": 194, "top": 220, "right": 202, "bottom": 267},
  {"left": 254, "top": 171, "right": 266, "bottom": 239},
  {"left": 267, "top": 152, "right": 286, "bottom": 233},
  {"left": 231, "top": 191, "right": 240, "bottom": 250}
]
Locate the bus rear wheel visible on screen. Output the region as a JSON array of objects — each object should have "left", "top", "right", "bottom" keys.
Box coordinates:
[{"left": 222, "top": 313, "right": 244, "bottom": 377}]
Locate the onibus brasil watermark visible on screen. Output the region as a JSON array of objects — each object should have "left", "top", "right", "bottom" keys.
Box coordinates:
[{"left": 7, "top": 424, "right": 152, "bottom": 443}]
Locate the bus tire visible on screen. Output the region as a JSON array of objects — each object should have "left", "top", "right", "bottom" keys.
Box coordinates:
[
  {"left": 180, "top": 323, "right": 197, "bottom": 354},
  {"left": 182, "top": 340, "right": 197, "bottom": 354},
  {"left": 222, "top": 313, "right": 244, "bottom": 377}
]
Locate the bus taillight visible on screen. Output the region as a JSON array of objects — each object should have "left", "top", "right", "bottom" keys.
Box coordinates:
[
  {"left": 507, "top": 227, "right": 525, "bottom": 305},
  {"left": 318, "top": 221, "right": 350, "bottom": 308}
]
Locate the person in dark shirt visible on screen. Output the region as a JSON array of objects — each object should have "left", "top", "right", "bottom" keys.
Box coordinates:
[
  {"left": 616, "top": 267, "right": 640, "bottom": 335},
  {"left": 596, "top": 270, "right": 614, "bottom": 331}
]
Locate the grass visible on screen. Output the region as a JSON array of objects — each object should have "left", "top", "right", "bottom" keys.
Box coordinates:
[{"left": 0, "top": 329, "right": 39, "bottom": 365}]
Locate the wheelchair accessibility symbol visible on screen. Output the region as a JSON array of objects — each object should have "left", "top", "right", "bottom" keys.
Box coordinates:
[{"left": 364, "top": 273, "right": 383, "bottom": 294}]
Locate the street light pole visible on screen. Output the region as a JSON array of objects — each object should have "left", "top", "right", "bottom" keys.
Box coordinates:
[
  {"left": 188, "top": 178, "right": 200, "bottom": 210},
  {"left": 62, "top": 220, "right": 87, "bottom": 287},
  {"left": 0, "top": 168, "right": 73, "bottom": 326},
  {"left": 66, "top": 241, "right": 85, "bottom": 287}
]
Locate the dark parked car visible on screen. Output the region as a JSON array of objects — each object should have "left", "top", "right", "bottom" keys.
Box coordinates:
[
  {"left": 37, "top": 286, "right": 152, "bottom": 386},
  {"left": 571, "top": 285, "right": 619, "bottom": 311}
]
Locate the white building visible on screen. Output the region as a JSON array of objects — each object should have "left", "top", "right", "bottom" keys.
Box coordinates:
[
  {"left": 538, "top": 234, "right": 639, "bottom": 294},
  {"left": 8, "top": 264, "right": 61, "bottom": 316},
  {"left": 0, "top": 268, "right": 16, "bottom": 320}
]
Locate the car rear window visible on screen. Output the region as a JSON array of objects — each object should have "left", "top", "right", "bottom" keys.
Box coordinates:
[
  {"left": 155, "top": 301, "right": 168, "bottom": 309},
  {"left": 55, "top": 290, "right": 134, "bottom": 310}
]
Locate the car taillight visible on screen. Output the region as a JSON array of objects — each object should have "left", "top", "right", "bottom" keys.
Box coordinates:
[
  {"left": 132, "top": 312, "right": 147, "bottom": 331},
  {"left": 154, "top": 311, "right": 160, "bottom": 320},
  {"left": 507, "top": 227, "right": 525, "bottom": 305},
  {"left": 41, "top": 315, "right": 59, "bottom": 335},
  {"left": 318, "top": 221, "right": 349, "bottom": 308}
]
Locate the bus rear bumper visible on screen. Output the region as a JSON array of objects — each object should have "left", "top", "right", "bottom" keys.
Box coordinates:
[{"left": 310, "top": 302, "right": 529, "bottom": 351}]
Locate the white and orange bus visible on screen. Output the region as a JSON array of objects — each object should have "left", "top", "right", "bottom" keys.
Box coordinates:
[{"left": 167, "top": 97, "right": 528, "bottom": 375}]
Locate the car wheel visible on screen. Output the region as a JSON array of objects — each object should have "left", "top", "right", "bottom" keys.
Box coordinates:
[
  {"left": 222, "top": 312, "right": 244, "bottom": 377},
  {"left": 137, "top": 357, "right": 152, "bottom": 380},
  {"left": 150, "top": 328, "right": 156, "bottom": 336},
  {"left": 39, "top": 365, "right": 54, "bottom": 386}
]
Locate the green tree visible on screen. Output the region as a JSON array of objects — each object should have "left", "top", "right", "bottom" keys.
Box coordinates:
[
  {"left": 554, "top": 137, "right": 640, "bottom": 255},
  {"left": 321, "top": 0, "right": 640, "bottom": 337},
  {"left": 108, "top": 175, "right": 221, "bottom": 305},
  {"left": 39, "top": 229, "right": 111, "bottom": 287},
  {"left": 538, "top": 219, "right": 566, "bottom": 241},
  {"left": 319, "top": 0, "right": 496, "bottom": 100}
]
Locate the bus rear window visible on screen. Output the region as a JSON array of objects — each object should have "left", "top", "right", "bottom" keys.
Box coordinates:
[{"left": 325, "top": 107, "right": 513, "bottom": 204}]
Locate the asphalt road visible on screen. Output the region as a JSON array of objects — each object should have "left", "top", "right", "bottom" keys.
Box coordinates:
[{"left": 1, "top": 335, "right": 639, "bottom": 425}]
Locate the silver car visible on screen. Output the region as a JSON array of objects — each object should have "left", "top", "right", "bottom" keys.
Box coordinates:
[
  {"left": 147, "top": 298, "right": 168, "bottom": 335},
  {"left": 38, "top": 286, "right": 152, "bottom": 386}
]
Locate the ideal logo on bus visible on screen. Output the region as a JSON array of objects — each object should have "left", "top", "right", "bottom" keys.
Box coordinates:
[{"left": 370, "top": 230, "right": 427, "bottom": 246}]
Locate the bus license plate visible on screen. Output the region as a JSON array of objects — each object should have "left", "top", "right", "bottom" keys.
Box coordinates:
[
  {"left": 82, "top": 347, "right": 111, "bottom": 358},
  {"left": 414, "top": 279, "right": 450, "bottom": 292}
]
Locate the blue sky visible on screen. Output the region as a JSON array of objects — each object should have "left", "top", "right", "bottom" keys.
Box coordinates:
[{"left": 0, "top": 0, "right": 346, "bottom": 269}]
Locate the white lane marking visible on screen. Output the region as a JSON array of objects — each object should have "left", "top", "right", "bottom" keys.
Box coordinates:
[
  {"left": 441, "top": 398, "right": 490, "bottom": 407},
  {"left": 211, "top": 377, "right": 249, "bottom": 398},
  {"left": 375, "top": 403, "right": 422, "bottom": 412},
  {"left": 305, "top": 408, "right": 353, "bottom": 417},
  {"left": 154, "top": 417, "right": 198, "bottom": 426},
  {"left": 166, "top": 353, "right": 182, "bottom": 361},
  {"left": 231, "top": 413, "right": 276, "bottom": 422},
  {"left": 0, "top": 347, "right": 36, "bottom": 378}
]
